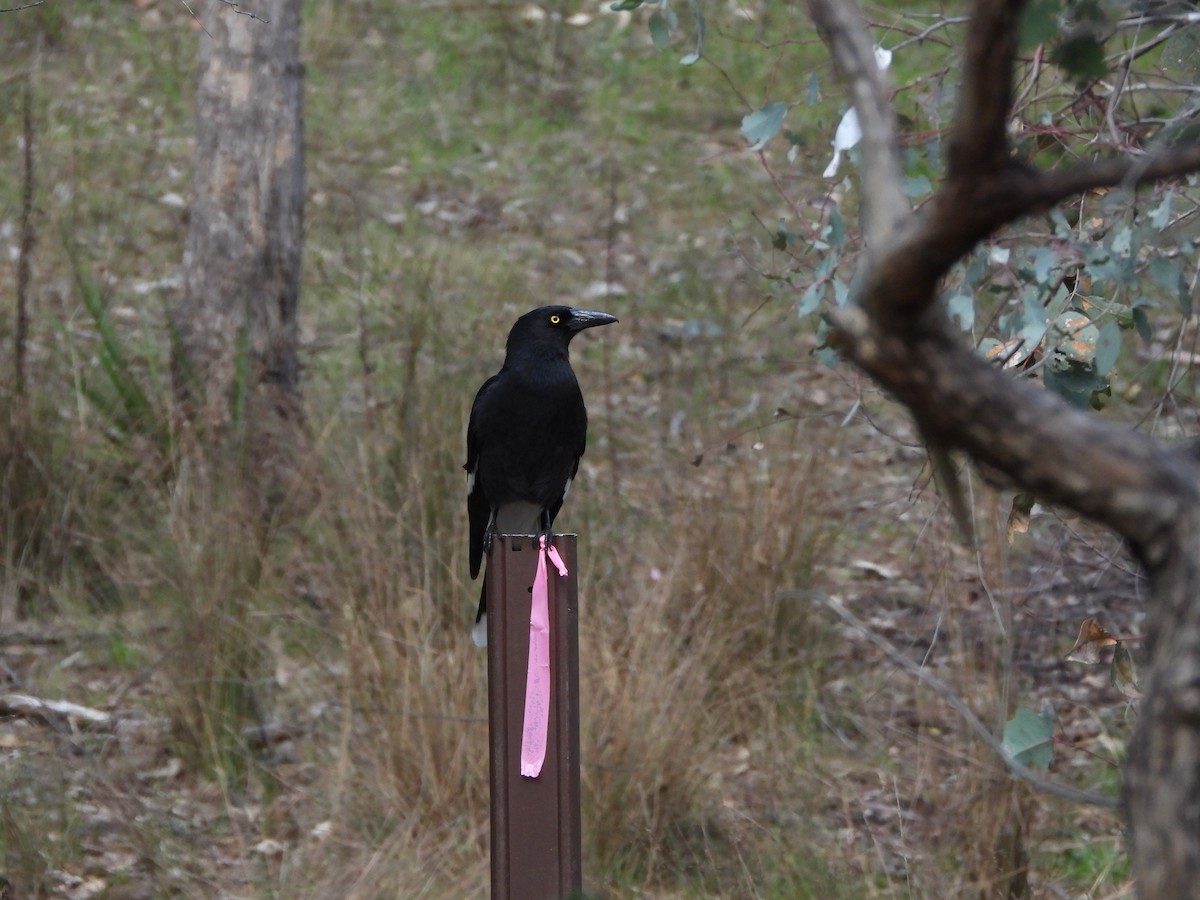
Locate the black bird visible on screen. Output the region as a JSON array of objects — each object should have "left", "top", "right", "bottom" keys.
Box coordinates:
[{"left": 465, "top": 305, "right": 619, "bottom": 647}]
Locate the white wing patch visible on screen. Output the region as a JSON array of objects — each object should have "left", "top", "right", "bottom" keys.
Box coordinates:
[
  {"left": 466, "top": 468, "right": 475, "bottom": 495},
  {"left": 562, "top": 476, "right": 573, "bottom": 501}
]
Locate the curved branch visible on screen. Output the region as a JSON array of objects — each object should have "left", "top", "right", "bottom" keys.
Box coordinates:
[
  {"left": 805, "top": 0, "right": 908, "bottom": 247},
  {"left": 829, "top": 308, "right": 1200, "bottom": 563},
  {"left": 949, "top": 0, "right": 1027, "bottom": 178},
  {"left": 1030, "top": 143, "right": 1200, "bottom": 205},
  {"left": 808, "top": 0, "right": 1200, "bottom": 892}
]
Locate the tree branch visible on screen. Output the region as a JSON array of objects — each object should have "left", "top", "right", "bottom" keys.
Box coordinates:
[
  {"left": 949, "top": 0, "right": 1027, "bottom": 178},
  {"left": 805, "top": 0, "right": 908, "bottom": 248},
  {"left": 808, "top": 0, "right": 1200, "bottom": 891},
  {"left": 1027, "top": 143, "right": 1200, "bottom": 208}
]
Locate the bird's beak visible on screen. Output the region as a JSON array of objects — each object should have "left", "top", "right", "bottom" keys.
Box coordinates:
[{"left": 568, "top": 309, "right": 619, "bottom": 332}]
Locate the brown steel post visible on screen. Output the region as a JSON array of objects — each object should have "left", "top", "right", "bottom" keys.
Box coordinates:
[{"left": 487, "top": 534, "right": 582, "bottom": 900}]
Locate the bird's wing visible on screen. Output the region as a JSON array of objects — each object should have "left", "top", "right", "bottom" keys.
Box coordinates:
[
  {"left": 545, "top": 396, "right": 587, "bottom": 530},
  {"left": 465, "top": 373, "right": 501, "bottom": 579}
]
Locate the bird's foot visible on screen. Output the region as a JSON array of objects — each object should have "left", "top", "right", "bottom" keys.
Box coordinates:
[{"left": 537, "top": 511, "right": 555, "bottom": 551}]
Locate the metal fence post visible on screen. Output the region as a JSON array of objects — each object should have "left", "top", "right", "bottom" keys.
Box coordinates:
[{"left": 487, "top": 534, "right": 582, "bottom": 900}]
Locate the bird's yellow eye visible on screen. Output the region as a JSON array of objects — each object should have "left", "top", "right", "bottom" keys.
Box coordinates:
[{"left": 549, "top": 314, "right": 561, "bottom": 324}]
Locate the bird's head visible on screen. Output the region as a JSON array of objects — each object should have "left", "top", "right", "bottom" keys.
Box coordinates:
[{"left": 506, "top": 305, "right": 619, "bottom": 351}]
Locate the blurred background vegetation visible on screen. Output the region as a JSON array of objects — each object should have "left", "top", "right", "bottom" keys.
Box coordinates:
[{"left": 2, "top": 0, "right": 1196, "bottom": 896}]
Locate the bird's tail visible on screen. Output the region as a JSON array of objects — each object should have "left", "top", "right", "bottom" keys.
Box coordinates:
[{"left": 472, "top": 580, "right": 487, "bottom": 648}]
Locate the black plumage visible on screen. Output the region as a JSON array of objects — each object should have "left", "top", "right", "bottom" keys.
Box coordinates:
[{"left": 464, "top": 305, "right": 618, "bottom": 647}]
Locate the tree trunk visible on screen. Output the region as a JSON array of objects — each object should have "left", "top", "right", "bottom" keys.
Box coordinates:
[
  {"left": 173, "top": 0, "right": 305, "bottom": 490},
  {"left": 806, "top": 0, "right": 1200, "bottom": 893}
]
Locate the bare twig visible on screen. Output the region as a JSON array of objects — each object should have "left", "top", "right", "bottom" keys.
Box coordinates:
[
  {"left": 216, "top": 0, "right": 270, "bottom": 23},
  {"left": 888, "top": 15, "right": 970, "bottom": 52},
  {"left": 15, "top": 74, "right": 33, "bottom": 403},
  {"left": 176, "top": 0, "right": 212, "bottom": 38},
  {"left": 0, "top": 693, "right": 113, "bottom": 730},
  {"left": 178, "top": 0, "right": 271, "bottom": 38}
]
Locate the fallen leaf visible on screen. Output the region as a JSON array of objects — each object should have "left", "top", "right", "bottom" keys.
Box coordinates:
[
  {"left": 1006, "top": 493, "right": 1035, "bottom": 544},
  {"left": 850, "top": 559, "right": 900, "bottom": 580},
  {"left": 1065, "top": 617, "right": 1118, "bottom": 664},
  {"left": 1111, "top": 642, "right": 1141, "bottom": 699}
]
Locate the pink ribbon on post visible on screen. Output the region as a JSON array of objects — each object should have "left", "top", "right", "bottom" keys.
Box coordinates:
[{"left": 520, "top": 535, "right": 568, "bottom": 778}]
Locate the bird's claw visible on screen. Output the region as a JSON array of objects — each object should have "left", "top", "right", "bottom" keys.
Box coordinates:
[{"left": 538, "top": 511, "right": 555, "bottom": 551}]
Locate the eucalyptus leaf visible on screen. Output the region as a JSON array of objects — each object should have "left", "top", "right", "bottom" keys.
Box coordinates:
[
  {"left": 686, "top": 0, "right": 704, "bottom": 61},
  {"left": 1051, "top": 34, "right": 1108, "bottom": 84},
  {"left": 827, "top": 205, "right": 845, "bottom": 250},
  {"left": 1002, "top": 707, "right": 1054, "bottom": 770},
  {"left": 903, "top": 174, "right": 932, "bottom": 198},
  {"left": 648, "top": 11, "right": 669, "bottom": 49},
  {"left": 1019, "top": 293, "right": 1048, "bottom": 351},
  {"left": 1149, "top": 190, "right": 1174, "bottom": 230},
  {"left": 742, "top": 102, "right": 788, "bottom": 152},
  {"left": 947, "top": 293, "right": 975, "bottom": 331},
  {"left": 1045, "top": 364, "right": 1106, "bottom": 408},
  {"left": 1149, "top": 256, "right": 1187, "bottom": 313},
  {"left": 832, "top": 278, "right": 850, "bottom": 307},
  {"left": 798, "top": 280, "right": 825, "bottom": 316},
  {"left": 1019, "top": 0, "right": 1061, "bottom": 51},
  {"left": 1132, "top": 306, "right": 1152, "bottom": 342},
  {"left": 1094, "top": 320, "right": 1121, "bottom": 376},
  {"left": 1030, "top": 246, "right": 1058, "bottom": 285}
]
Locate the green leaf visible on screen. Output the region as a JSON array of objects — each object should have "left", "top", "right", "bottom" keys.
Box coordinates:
[
  {"left": 1132, "top": 306, "right": 1152, "bottom": 342},
  {"left": 1054, "top": 311, "right": 1098, "bottom": 364},
  {"left": 1094, "top": 320, "right": 1121, "bottom": 376},
  {"left": 947, "top": 293, "right": 975, "bottom": 331},
  {"left": 1051, "top": 34, "right": 1108, "bottom": 84},
  {"left": 1110, "top": 225, "right": 1132, "bottom": 257},
  {"left": 1149, "top": 190, "right": 1174, "bottom": 230},
  {"left": 742, "top": 102, "right": 788, "bottom": 152},
  {"left": 1045, "top": 363, "right": 1106, "bottom": 408},
  {"left": 1020, "top": 0, "right": 1061, "bottom": 51},
  {"left": 679, "top": 0, "right": 704, "bottom": 66},
  {"left": 903, "top": 174, "right": 932, "bottom": 198},
  {"left": 610, "top": 0, "right": 645, "bottom": 9},
  {"left": 823, "top": 212, "right": 844, "bottom": 256},
  {"left": 798, "top": 280, "right": 825, "bottom": 316},
  {"left": 1149, "top": 256, "right": 1187, "bottom": 313},
  {"left": 648, "top": 11, "right": 669, "bottom": 49},
  {"left": 1048, "top": 206, "right": 1072, "bottom": 238},
  {"left": 1029, "top": 246, "right": 1058, "bottom": 285},
  {"left": 832, "top": 278, "right": 850, "bottom": 307},
  {"left": 1003, "top": 706, "right": 1054, "bottom": 770},
  {"left": 1019, "top": 293, "right": 1048, "bottom": 352},
  {"left": 1111, "top": 641, "right": 1141, "bottom": 698}
]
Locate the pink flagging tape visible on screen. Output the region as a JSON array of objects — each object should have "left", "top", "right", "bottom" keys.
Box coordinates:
[{"left": 520, "top": 536, "right": 568, "bottom": 778}]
